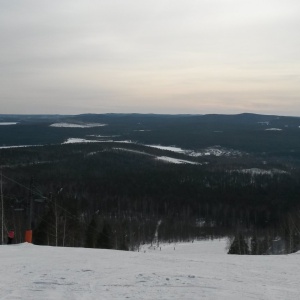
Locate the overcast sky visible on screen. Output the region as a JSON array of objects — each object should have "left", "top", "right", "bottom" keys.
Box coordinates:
[{"left": 0, "top": 0, "right": 299, "bottom": 115}]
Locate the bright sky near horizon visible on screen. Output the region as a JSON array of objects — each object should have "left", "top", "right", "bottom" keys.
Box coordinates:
[{"left": 0, "top": 0, "right": 299, "bottom": 115}]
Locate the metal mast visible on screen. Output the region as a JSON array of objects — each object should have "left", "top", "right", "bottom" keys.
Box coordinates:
[{"left": 1, "top": 170, "right": 4, "bottom": 245}]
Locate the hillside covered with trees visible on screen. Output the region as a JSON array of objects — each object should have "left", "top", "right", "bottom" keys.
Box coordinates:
[{"left": 0, "top": 113, "right": 300, "bottom": 254}]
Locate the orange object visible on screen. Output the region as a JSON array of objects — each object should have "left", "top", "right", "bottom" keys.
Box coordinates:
[{"left": 25, "top": 230, "right": 32, "bottom": 243}]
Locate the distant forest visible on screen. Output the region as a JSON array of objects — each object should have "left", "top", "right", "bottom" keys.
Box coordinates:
[{"left": 1, "top": 113, "right": 300, "bottom": 254}]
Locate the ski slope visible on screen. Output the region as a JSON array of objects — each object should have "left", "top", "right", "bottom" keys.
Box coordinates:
[{"left": 0, "top": 239, "right": 299, "bottom": 299}]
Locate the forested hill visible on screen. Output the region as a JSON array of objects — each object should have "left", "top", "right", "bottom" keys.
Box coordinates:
[
  {"left": 1, "top": 113, "right": 300, "bottom": 254},
  {"left": 1, "top": 113, "right": 300, "bottom": 157}
]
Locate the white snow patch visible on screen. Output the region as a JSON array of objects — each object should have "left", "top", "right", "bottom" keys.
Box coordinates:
[
  {"left": 232, "top": 168, "right": 287, "bottom": 176},
  {"left": 146, "top": 145, "right": 186, "bottom": 153},
  {"left": 50, "top": 123, "right": 106, "bottom": 128},
  {"left": 265, "top": 128, "right": 282, "bottom": 131},
  {"left": 62, "top": 138, "right": 101, "bottom": 144},
  {"left": 0, "top": 122, "right": 18, "bottom": 125},
  {"left": 0, "top": 144, "right": 40, "bottom": 149},
  {"left": 117, "top": 140, "right": 134, "bottom": 144},
  {"left": 134, "top": 130, "right": 151, "bottom": 132},
  {"left": 146, "top": 145, "right": 244, "bottom": 157},
  {"left": 258, "top": 121, "right": 270, "bottom": 126},
  {"left": 62, "top": 139, "right": 135, "bottom": 145},
  {"left": 113, "top": 148, "right": 152, "bottom": 156},
  {"left": 0, "top": 240, "right": 299, "bottom": 300},
  {"left": 88, "top": 134, "right": 120, "bottom": 138},
  {"left": 156, "top": 156, "right": 200, "bottom": 165},
  {"left": 190, "top": 146, "right": 243, "bottom": 157}
]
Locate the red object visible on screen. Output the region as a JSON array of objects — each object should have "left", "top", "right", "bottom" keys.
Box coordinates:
[
  {"left": 25, "top": 230, "right": 32, "bottom": 243},
  {"left": 8, "top": 230, "right": 14, "bottom": 239}
]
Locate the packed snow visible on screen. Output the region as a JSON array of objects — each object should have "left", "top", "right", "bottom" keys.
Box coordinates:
[
  {"left": 0, "top": 239, "right": 299, "bottom": 300},
  {"left": 50, "top": 123, "right": 106, "bottom": 128},
  {"left": 0, "top": 122, "right": 18, "bottom": 125}
]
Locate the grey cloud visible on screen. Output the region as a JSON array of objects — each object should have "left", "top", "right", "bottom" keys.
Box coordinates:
[{"left": 0, "top": 0, "right": 299, "bottom": 115}]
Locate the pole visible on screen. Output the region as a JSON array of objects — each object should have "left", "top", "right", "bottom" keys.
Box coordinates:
[
  {"left": 1, "top": 170, "right": 4, "bottom": 245},
  {"left": 25, "top": 177, "right": 33, "bottom": 243}
]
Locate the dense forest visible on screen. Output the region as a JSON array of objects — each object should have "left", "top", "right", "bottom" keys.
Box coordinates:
[{"left": 0, "top": 113, "right": 300, "bottom": 254}]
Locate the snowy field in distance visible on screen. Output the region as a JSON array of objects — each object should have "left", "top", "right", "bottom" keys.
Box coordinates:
[
  {"left": 50, "top": 123, "right": 106, "bottom": 128},
  {"left": 0, "top": 239, "right": 299, "bottom": 300},
  {"left": 265, "top": 128, "right": 282, "bottom": 131},
  {"left": 62, "top": 138, "right": 102, "bottom": 144},
  {"left": 156, "top": 156, "right": 200, "bottom": 165},
  {"left": 231, "top": 168, "right": 288, "bottom": 176},
  {"left": 0, "top": 122, "right": 18, "bottom": 125}
]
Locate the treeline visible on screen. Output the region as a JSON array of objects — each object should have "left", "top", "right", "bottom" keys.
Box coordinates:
[{"left": 1, "top": 144, "right": 300, "bottom": 254}]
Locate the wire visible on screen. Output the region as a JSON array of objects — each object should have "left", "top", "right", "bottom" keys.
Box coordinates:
[{"left": 1, "top": 173, "right": 79, "bottom": 221}]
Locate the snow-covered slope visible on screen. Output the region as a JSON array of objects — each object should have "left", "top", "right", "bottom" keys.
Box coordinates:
[{"left": 0, "top": 240, "right": 299, "bottom": 300}]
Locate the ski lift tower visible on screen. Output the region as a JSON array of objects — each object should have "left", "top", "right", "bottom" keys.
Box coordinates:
[{"left": 1, "top": 170, "right": 4, "bottom": 245}]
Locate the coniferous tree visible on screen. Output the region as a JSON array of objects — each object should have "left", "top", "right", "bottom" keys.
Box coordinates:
[
  {"left": 97, "top": 221, "right": 113, "bottom": 249},
  {"left": 228, "top": 234, "right": 249, "bottom": 255},
  {"left": 85, "top": 218, "right": 98, "bottom": 248}
]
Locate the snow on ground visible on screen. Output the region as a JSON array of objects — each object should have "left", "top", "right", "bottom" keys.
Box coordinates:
[
  {"left": 62, "top": 138, "right": 135, "bottom": 145},
  {"left": 50, "top": 123, "right": 106, "bottom": 128},
  {"left": 235, "top": 168, "right": 288, "bottom": 175},
  {"left": 60, "top": 139, "right": 243, "bottom": 159},
  {"left": 0, "top": 122, "right": 18, "bottom": 125},
  {"left": 156, "top": 156, "right": 200, "bottom": 165},
  {"left": 147, "top": 145, "right": 243, "bottom": 157},
  {"left": 146, "top": 145, "right": 186, "bottom": 153},
  {"left": 258, "top": 121, "right": 270, "bottom": 126},
  {"left": 190, "top": 146, "right": 244, "bottom": 157},
  {"left": 113, "top": 148, "right": 152, "bottom": 156},
  {"left": 88, "top": 135, "right": 120, "bottom": 138},
  {"left": 0, "top": 240, "right": 299, "bottom": 300},
  {"left": 0, "top": 145, "right": 40, "bottom": 149},
  {"left": 62, "top": 138, "right": 102, "bottom": 144},
  {"left": 134, "top": 130, "right": 151, "bottom": 132},
  {"left": 265, "top": 128, "right": 282, "bottom": 131},
  {"left": 113, "top": 149, "right": 201, "bottom": 165}
]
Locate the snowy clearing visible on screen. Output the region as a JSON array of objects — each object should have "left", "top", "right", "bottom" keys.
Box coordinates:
[
  {"left": 0, "top": 240, "right": 299, "bottom": 300},
  {"left": 146, "top": 145, "right": 186, "bottom": 153},
  {"left": 156, "top": 156, "right": 200, "bottom": 165},
  {"left": 88, "top": 135, "right": 120, "bottom": 138},
  {"left": 265, "top": 128, "right": 282, "bottom": 131},
  {"left": 62, "top": 138, "right": 135, "bottom": 145},
  {"left": 113, "top": 148, "right": 152, "bottom": 156},
  {"left": 0, "top": 145, "right": 40, "bottom": 149},
  {"left": 134, "top": 130, "right": 151, "bottom": 132},
  {"left": 50, "top": 123, "right": 106, "bottom": 128},
  {"left": 62, "top": 138, "right": 102, "bottom": 144},
  {"left": 0, "top": 122, "right": 18, "bottom": 125},
  {"left": 235, "top": 168, "right": 288, "bottom": 176},
  {"left": 190, "top": 147, "right": 244, "bottom": 157},
  {"left": 146, "top": 145, "right": 243, "bottom": 157}
]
